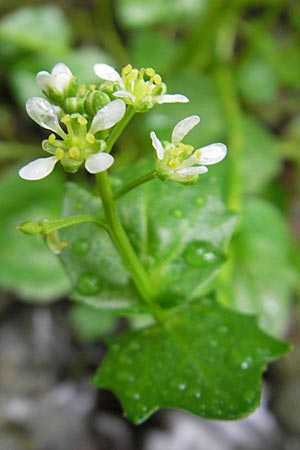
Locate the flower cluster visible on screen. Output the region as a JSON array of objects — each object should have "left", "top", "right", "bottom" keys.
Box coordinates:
[
  {"left": 94, "top": 63, "right": 188, "bottom": 112},
  {"left": 19, "top": 62, "right": 189, "bottom": 180},
  {"left": 151, "top": 116, "right": 227, "bottom": 183},
  {"left": 19, "top": 62, "right": 226, "bottom": 182}
]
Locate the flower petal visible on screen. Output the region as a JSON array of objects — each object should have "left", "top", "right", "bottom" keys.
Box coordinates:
[
  {"left": 171, "top": 115, "right": 200, "bottom": 144},
  {"left": 89, "top": 99, "right": 126, "bottom": 134},
  {"left": 94, "top": 63, "right": 121, "bottom": 82},
  {"left": 156, "top": 94, "right": 189, "bottom": 104},
  {"left": 51, "top": 62, "right": 72, "bottom": 77},
  {"left": 150, "top": 131, "right": 165, "bottom": 160},
  {"left": 113, "top": 90, "right": 136, "bottom": 101},
  {"left": 197, "top": 143, "right": 227, "bottom": 165},
  {"left": 177, "top": 165, "right": 208, "bottom": 176},
  {"left": 85, "top": 152, "right": 114, "bottom": 174},
  {"left": 26, "top": 97, "right": 65, "bottom": 138},
  {"left": 19, "top": 156, "right": 58, "bottom": 180},
  {"left": 36, "top": 71, "right": 52, "bottom": 92}
]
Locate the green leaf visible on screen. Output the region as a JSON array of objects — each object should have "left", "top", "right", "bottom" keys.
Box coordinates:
[
  {"left": 116, "top": 0, "right": 205, "bottom": 28},
  {"left": 60, "top": 182, "right": 141, "bottom": 313},
  {"left": 118, "top": 164, "right": 236, "bottom": 308},
  {"left": 60, "top": 165, "right": 235, "bottom": 311},
  {"left": 0, "top": 5, "right": 71, "bottom": 53},
  {"left": 237, "top": 56, "right": 278, "bottom": 104},
  {"left": 0, "top": 167, "right": 70, "bottom": 302},
  {"left": 93, "top": 298, "right": 290, "bottom": 424},
  {"left": 68, "top": 303, "right": 117, "bottom": 342},
  {"left": 129, "top": 30, "right": 177, "bottom": 74},
  {"left": 221, "top": 198, "right": 296, "bottom": 336},
  {"left": 241, "top": 116, "right": 281, "bottom": 194}
]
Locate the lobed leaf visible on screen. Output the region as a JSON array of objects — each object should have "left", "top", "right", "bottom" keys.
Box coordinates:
[{"left": 93, "top": 298, "right": 290, "bottom": 424}]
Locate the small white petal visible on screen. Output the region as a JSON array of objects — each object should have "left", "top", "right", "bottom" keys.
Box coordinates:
[
  {"left": 51, "top": 63, "right": 72, "bottom": 77},
  {"left": 26, "top": 97, "right": 65, "bottom": 138},
  {"left": 19, "top": 156, "right": 58, "bottom": 180},
  {"left": 177, "top": 165, "right": 208, "bottom": 176},
  {"left": 85, "top": 152, "right": 114, "bottom": 174},
  {"left": 36, "top": 71, "right": 52, "bottom": 91},
  {"left": 197, "top": 143, "right": 227, "bottom": 165},
  {"left": 171, "top": 115, "right": 200, "bottom": 144},
  {"left": 156, "top": 94, "right": 189, "bottom": 104},
  {"left": 150, "top": 131, "right": 165, "bottom": 160},
  {"left": 113, "top": 90, "right": 136, "bottom": 101},
  {"left": 89, "top": 99, "right": 126, "bottom": 134},
  {"left": 94, "top": 63, "right": 121, "bottom": 82}
]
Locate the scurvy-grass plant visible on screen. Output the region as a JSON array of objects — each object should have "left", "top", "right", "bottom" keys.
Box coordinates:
[{"left": 17, "top": 62, "right": 290, "bottom": 424}]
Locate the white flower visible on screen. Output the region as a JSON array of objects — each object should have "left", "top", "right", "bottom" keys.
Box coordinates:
[
  {"left": 36, "top": 63, "right": 75, "bottom": 100},
  {"left": 19, "top": 98, "right": 126, "bottom": 180},
  {"left": 94, "top": 63, "right": 189, "bottom": 111},
  {"left": 150, "top": 115, "right": 227, "bottom": 183}
]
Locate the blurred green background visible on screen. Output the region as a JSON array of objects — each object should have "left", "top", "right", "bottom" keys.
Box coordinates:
[{"left": 0, "top": 0, "right": 299, "bottom": 340}]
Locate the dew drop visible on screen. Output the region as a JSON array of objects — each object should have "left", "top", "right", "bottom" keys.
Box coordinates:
[
  {"left": 195, "top": 392, "right": 201, "bottom": 399},
  {"left": 240, "top": 356, "right": 253, "bottom": 370},
  {"left": 178, "top": 383, "right": 187, "bottom": 391},
  {"left": 77, "top": 272, "right": 101, "bottom": 296},
  {"left": 183, "top": 241, "right": 222, "bottom": 268},
  {"left": 72, "top": 238, "right": 90, "bottom": 255}
]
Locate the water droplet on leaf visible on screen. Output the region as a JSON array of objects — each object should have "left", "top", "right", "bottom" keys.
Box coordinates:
[
  {"left": 77, "top": 272, "right": 101, "bottom": 296},
  {"left": 183, "top": 241, "right": 223, "bottom": 268},
  {"left": 72, "top": 238, "right": 90, "bottom": 255}
]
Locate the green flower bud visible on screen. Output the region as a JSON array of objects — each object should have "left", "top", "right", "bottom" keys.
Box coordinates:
[
  {"left": 64, "top": 97, "right": 85, "bottom": 114},
  {"left": 16, "top": 221, "right": 42, "bottom": 235},
  {"left": 84, "top": 91, "right": 111, "bottom": 117}
]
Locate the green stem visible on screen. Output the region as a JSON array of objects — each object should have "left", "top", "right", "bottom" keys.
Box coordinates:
[
  {"left": 215, "top": 64, "right": 243, "bottom": 212},
  {"left": 114, "top": 171, "right": 157, "bottom": 201},
  {"left": 106, "top": 106, "right": 135, "bottom": 154},
  {"left": 40, "top": 215, "right": 106, "bottom": 234},
  {"left": 96, "top": 171, "right": 154, "bottom": 306}
]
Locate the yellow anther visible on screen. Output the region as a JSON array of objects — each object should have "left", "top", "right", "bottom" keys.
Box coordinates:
[
  {"left": 179, "top": 143, "right": 193, "bottom": 152},
  {"left": 86, "top": 133, "right": 95, "bottom": 144},
  {"left": 194, "top": 149, "right": 201, "bottom": 159},
  {"left": 55, "top": 148, "right": 65, "bottom": 160},
  {"left": 153, "top": 74, "right": 162, "bottom": 85},
  {"left": 69, "top": 147, "right": 81, "bottom": 159},
  {"left": 48, "top": 133, "right": 56, "bottom": 144},
  {"left": 77, "top": 116, "right": 87, "bottom": 126},
  {"left": 122, "top": 64, "right": 132, "bottom": 76},
  {"left": 146, "top": 68, "right": 155, "bottom": 78},
  {"left": 61, "top": 114, "right": 71, "bottom": 124},
  {"left": 89, "top": 84, "right": 96, "bottom": 90},
  {"left": 127, "top": 69, "right": 138, "bottom": 83},
  {"left": 78, "top": 84, "right": 87, "bottom": 94}
]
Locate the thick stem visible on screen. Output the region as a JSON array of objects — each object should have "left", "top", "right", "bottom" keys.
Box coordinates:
[
  {"left": 96, "top": 171, "right": 154, "bottom": 305},
  {"left": 114, "top": 171, "right": 157, "bottom": 201}
]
